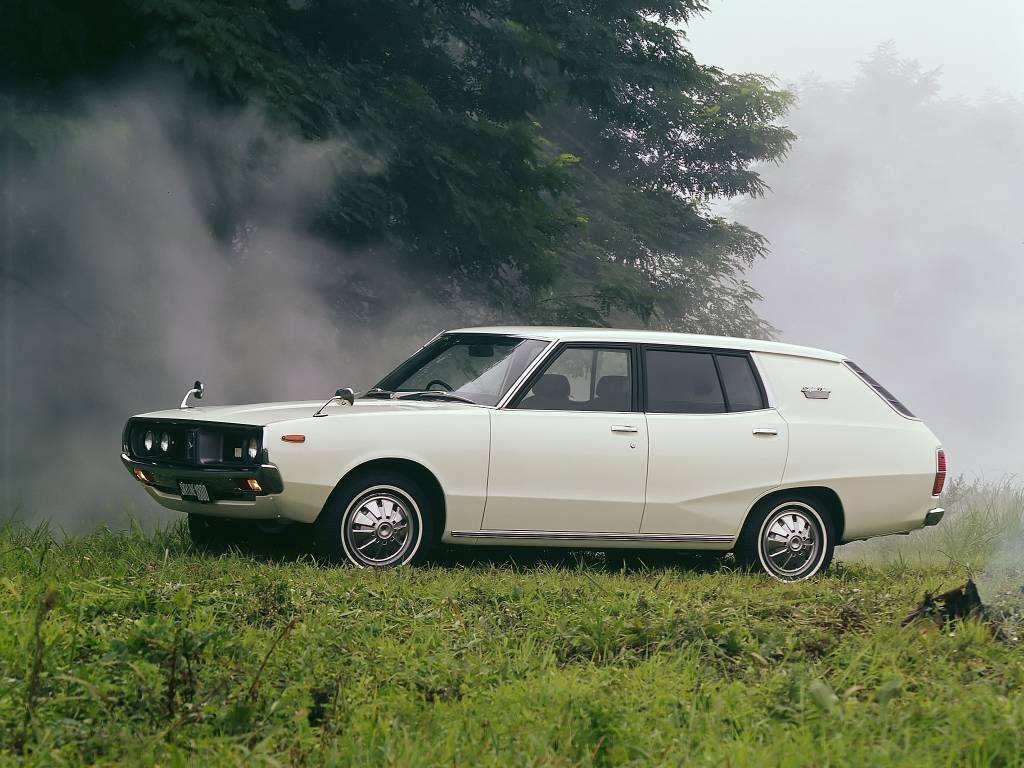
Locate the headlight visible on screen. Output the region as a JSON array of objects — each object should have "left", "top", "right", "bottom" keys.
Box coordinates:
[
  {"left": 160, "top": 433, "right": 170, "bottom": 452},
  {"left": 144, "top": 431, "right": 154, "bottom": 451},
  {"left": 247, "top": 438, "right": 259, "bottom": 460}
]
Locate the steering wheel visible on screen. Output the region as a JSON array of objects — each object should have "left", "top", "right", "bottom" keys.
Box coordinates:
[{"left": 425, "top": 378, "right": 453, "bottom": 392}]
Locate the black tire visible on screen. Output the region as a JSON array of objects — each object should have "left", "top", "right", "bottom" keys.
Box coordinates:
[
  {"left": 187, "top": 513, "right": 233, "bottom": 551},
  {"left": 313, "top": 470, "right": 438, "bottom": 567},
  {"left": 735, "top": 493, "right": 834, "bottom": 582}
]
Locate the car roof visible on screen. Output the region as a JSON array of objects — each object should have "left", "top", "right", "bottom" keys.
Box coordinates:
[{"left": 444, "top": 326, "right": 845, "bottom": 362}]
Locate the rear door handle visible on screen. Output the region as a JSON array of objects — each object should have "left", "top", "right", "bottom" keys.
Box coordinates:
[
  {"left": 752, "top": 428, "right": 778, "bottom": 436},
  {"left": 610, "top": 425, "right": 639, "bottom": 433}
]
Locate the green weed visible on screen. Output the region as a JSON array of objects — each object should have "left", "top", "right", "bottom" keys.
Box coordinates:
[{"left": 1, "top": 486, "right": 1023, "bottom": 766}]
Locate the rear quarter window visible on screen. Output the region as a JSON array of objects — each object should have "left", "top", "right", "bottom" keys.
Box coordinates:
[{"left": 844, "top": 360, "right": 916, "bottom": 418}]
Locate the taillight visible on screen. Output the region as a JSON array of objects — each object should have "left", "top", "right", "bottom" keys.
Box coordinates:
[{"left": 932, "top": 449, "right": 947, "bottom": 495}]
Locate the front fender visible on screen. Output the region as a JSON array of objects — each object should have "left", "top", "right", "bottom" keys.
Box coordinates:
[{"left": 263, "top": 408, "right": 491, "bottom": 529}]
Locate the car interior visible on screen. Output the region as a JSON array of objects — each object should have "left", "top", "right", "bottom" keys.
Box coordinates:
[{"left": 518, "top": 373, "right": 632, "bottom": 412}]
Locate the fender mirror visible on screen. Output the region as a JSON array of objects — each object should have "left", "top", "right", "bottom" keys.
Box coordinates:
[
  {"left": 313, "top": 386, "right": 355, "bottom": 417},
  {"left": 179, "top": 380, "right": 204, "bottom": 409}
]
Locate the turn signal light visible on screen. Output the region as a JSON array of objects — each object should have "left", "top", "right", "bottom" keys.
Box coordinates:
[
  {"left": 246, "top": 478, "right": 262, "bottom": 492},
  {"left": 932, "top": 449, "right": 947, "bottom": 496},
  {"left": 133, "top": 469, "right": 150, "bottom": 483},
  {"left": 281, "top": 434, "right": 306, "bottom": 443}
]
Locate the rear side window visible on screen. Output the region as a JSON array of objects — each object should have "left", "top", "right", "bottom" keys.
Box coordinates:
[
  {"left": 645, "top": 350, "right": 726, "bottom": 413},
  {"left": 844, "top": 361, "right": 916, "bottom": 418},
  {"left": 645, "top": 349, "right": 767, "bottom": 414},
  {"left": 716, "top": 354, "right": 766, "bottom": 412}
]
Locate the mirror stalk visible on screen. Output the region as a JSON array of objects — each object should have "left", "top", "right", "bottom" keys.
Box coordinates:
[{"left": 313, "top": 387, "right": 355, "bottom": 417}]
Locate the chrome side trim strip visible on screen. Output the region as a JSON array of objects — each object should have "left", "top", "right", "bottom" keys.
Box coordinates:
[{"left": 449, "top": 530, "right": 734, "bottom": 543}]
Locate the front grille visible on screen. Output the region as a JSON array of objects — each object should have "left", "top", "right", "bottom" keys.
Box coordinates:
[{"left": 125, "top": 419, "right": 263, "bottom": 468}]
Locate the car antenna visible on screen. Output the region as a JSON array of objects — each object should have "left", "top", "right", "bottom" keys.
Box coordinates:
[{"left": 313, "top": 387, "right": 355, "bottom": 417}]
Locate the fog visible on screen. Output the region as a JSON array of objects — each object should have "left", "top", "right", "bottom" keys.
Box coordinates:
[
  {"left": 723, "top": 47, "right": 1024, "bottom": 479},
  {"left": 0, "top": 82, "right": 480, "bottom": 528},
  {"left": 687, "top": 0, "right": 1024, "bottom": 99},
  {"left": 687, "top": 2, "right": 1024, "bottom": 478}
]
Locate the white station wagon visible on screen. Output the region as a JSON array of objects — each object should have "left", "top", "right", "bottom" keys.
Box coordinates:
[{"left": 122, "top": 327, "right": 946, "bottom": 581}]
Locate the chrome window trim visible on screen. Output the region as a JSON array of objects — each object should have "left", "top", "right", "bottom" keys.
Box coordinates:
[
  {"left": 495, "top": 338, "right": 560, "bottom": 409},
  {"left": 502, "top": 339, "right": 776, "bottom": 414}
]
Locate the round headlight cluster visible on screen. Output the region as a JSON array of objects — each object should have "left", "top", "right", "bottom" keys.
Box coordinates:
[
  {"left": 247, "top": 438, "right": 259, "bottom": 460},
  {"left": 142, "top": 430, "right": 171, "bottom": 454}
]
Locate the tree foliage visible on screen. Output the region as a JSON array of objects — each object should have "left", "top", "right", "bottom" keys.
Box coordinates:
[{"left": 2, "top": 0, "right": 793, "bottom": 335}]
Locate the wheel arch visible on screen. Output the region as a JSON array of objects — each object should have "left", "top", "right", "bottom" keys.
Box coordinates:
[
  {"left": 318, "top": 457, "right": 447, "bottom": 533},
  {"left": 742, "top": 485, "right": 845, "bottom": 543}
]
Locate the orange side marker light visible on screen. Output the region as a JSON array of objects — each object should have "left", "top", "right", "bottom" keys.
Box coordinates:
[{"left": 281, "top": 434, "right": 306, "bottom": 443}]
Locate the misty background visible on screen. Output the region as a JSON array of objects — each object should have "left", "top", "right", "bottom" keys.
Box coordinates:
[
  {"left": 2, "top": 1, "right": 1022, "bottom": 527},
  {"left": 1, "top": 85, "right": 489, "bottom": 526},
  {"left": 688, "top": 1, "right": 1024, "bottom": 479}
]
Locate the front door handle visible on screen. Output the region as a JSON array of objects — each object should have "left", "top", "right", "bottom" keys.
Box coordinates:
[
  {"left": 752, "top": 428, "right": 778, "bottom": 436},
  {"left": 610, "top": 425, "right": 639, "bottom": 433}
]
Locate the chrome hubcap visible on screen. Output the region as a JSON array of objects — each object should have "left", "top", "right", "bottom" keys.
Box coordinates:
[
  {"left": 345, "top": 491, "right": 414, "bottom": 565},
  {"left": 761, "top": 505, "right": 821, "bottom": 577}
]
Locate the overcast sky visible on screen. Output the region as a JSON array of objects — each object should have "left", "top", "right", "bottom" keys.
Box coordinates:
[{"left": 686, "top": 0, "right": 1024, "bottom": 98}]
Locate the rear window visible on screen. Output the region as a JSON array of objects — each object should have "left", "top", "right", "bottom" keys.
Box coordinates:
[{"left": 844, "top": 360, "right": 916, "bottom": 418}]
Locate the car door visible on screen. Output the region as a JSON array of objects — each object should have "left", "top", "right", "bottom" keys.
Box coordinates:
[
  {"left": 639, "top": 347, "right": 788, "bottom": 538},
  {"left": 482, "top": 344, "right": 648, "bottom": 533}
]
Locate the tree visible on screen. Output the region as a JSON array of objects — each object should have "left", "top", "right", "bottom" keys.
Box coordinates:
[{"left": 2, "top": 0, "right": 792, "bottom": 335}]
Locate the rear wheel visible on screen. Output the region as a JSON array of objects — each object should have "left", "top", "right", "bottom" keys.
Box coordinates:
[
  {"left": 736, "top": 495, "right": 834, "bottom": 581},
  {"left": 314, "top": 471, "right": 437, "bottom": 567}
]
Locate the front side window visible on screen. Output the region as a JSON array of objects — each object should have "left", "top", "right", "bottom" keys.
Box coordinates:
[
  {"left": 372, "top": 334, "right": 548, "bottom": 406},
  {"left": 515, "top": 346, "right": 632, "bottom": 412}
]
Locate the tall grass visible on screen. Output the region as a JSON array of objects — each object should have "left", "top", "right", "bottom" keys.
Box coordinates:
[
  {"left": 2, "top": 486, "right": 1024, "bottom": 765},
  {"left": 840, "top": 477, "right": 1024, "bottom": 571}
]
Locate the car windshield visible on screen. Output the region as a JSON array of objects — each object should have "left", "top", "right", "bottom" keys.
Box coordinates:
[{"left": 371, "top": 334, "right": 549, "bottom": 406}]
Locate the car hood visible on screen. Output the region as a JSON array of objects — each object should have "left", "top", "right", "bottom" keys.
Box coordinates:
[{"left": 133, "top": 397, "right": 477, "bottom": 426}]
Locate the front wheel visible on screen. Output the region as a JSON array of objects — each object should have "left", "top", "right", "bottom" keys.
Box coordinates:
[
  {"left": 736, "top": 495, "right": 834, "bottom": 582},
  {"left": 313, "top": 471, "right": 437, "bottom": 567}
]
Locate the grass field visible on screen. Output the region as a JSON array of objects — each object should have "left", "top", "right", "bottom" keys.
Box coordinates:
[{"left": 2, "top": 481, "right": 1023, "bottom": 766}]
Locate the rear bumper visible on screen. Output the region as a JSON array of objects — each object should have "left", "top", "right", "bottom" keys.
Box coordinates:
[
  {"left": 122, "top": 453, "right": 284, "bottom": 518},
  {"left": 923, "top": 507, "right": 945, "bottom": 527}
]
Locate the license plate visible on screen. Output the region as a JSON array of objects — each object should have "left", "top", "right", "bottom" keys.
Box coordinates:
[{"left": 179, "top": 482, "right": 211, "bottom": 503}]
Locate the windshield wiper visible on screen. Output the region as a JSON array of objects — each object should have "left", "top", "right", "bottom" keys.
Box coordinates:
[
  {"left": 389, "top": 390, "right": 477, "bottom": 404},
  {"left": 362, "top": 387, "right": 392, "bottom": 399}
]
